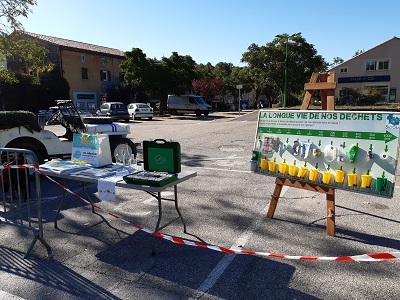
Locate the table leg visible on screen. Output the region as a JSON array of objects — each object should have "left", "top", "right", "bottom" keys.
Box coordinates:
[
  {"left": 54, "top": 181, "right": 94, "bottom": 228},
  {"left": 81, "top": 182, "right": 95, "bottom": 213},
  {"left": 155, "top": 191, "right": 162, "bottom": 232},
  {"left": 173, "top": 185, "right": 187, "bottom": 233},
  {"left": 54, "top": 179, "right": 67, "bottom": 228}
]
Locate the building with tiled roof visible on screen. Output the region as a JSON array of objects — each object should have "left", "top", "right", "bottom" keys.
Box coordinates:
[
  {"left": 7, "top": 32, "right": 127, "bottom": 112},
  {"left": 24, "top": 32, "right": 125, "bottom": 57}
]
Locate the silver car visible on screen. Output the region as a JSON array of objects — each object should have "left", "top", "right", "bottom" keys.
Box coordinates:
[{"left": 127, "top": 103, "right": 154, "bottom": 120}]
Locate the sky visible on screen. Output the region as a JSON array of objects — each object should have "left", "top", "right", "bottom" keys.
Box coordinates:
[{"left": 17, "top": 0, "right": 400, "bottom": 67}]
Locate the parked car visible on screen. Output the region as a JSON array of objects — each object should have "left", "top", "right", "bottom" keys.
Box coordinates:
[
  {"left": 127, "top": 103, "right": 153, "bottom": 120},
  {"left": 96, "top": 102, "right": 130, "bottom": 122}
]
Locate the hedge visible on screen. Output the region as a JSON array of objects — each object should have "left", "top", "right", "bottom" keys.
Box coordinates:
[{"left": 0, "top": 111, "right": 42, "bottom": 133}]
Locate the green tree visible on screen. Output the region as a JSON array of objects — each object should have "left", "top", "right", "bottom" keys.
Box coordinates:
[
  {"left": 242, "top": 33, "right": 327, "bottom": 106},
  {"left": 330, "top": 57, "right": 344, "bottom": 67},
  {"left": 122, "top": 49, "right": 199, "bottom": 112},
  {"left": 196, "top": 62, "right": 214, "bottom": 79},
  {"left": 0, "top": 0, "right": 37, "bottom": 33},
  {"left": 161, "top": 51, "right": 198, "bottom": 95},
  {"left": 11, "top": 38, "right": 54, "bottom": 75},
  {"left": 0, "top": 0, "right": 39, "bottom": 82},
  {"left": 212, "top": 62, "right": 234, "bottom": 98},
  {"left": 0, "top": 0, "right": 58, "bottom": 110},
  {"left": 353, "top": 49, "right": 364, "bottom": 57}
]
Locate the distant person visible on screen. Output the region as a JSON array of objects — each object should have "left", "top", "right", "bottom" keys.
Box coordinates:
[{"left": 242, "top": 103, "right": 247, "bottom": 110}]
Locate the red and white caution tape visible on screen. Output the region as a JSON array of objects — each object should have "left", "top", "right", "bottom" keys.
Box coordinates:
[
  {"left": 31, "top": 168, "right": 400, "bottom": 262},
  {"left": 0, "top": 164, "right": 39, "bottom": 170}
]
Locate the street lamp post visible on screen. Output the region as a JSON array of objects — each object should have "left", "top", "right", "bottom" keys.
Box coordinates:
[
  {"left": 275, "top": 33, "right": 300, "bottom": 108},
  {"left": 236, "top": 84, "right": 242, "bottom": 115}
]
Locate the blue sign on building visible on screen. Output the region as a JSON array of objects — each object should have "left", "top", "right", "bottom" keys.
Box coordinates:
[{"left": 338, "top": 75, "right": 390, "bottom": 83}]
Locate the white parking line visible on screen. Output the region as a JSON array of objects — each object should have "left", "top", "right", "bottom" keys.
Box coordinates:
[
  {"left": 188, "top": 186, "right": 289, "bottom": 299},
  {"left": 0, "top": 290, "right": 25, "bottom": 300},
  {"left": 194, "top": 166, "right": 252, "bottom": 173}
]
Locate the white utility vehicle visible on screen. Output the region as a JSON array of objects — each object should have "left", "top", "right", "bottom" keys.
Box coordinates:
[
  {"left": 0, "top": 100, "right": 137, "bottom": 164},
  {"left": 167, "top": 95, "right": 212, "bottom": 117}
]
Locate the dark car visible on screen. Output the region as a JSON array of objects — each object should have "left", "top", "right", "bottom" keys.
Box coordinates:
[{"left": 96, "top": 102, "right": 130, "bottom": 122}]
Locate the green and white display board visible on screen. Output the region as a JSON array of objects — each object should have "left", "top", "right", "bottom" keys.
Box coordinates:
[{"left": 252, "top": 110, "right": 400, "bottom": 197}]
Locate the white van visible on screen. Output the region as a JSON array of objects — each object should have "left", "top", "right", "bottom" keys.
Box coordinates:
[{"left": 167, "top": 95, "right": 212, "bottom": 117}]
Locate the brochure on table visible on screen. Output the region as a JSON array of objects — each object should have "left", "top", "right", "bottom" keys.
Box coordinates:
[
  {"left": 40, "top": 160, "right": 124, "bottom": 177},
  {"left": 252, "top": 110, "right": 400, "bottom": 197}
]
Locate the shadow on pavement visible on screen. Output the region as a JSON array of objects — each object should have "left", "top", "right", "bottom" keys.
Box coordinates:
[
  {"left": 0, "top": 247, "right": 120, "bottom": 299},
  {"left": 96, "top": 231, "right": 319, "bottom": 299}
]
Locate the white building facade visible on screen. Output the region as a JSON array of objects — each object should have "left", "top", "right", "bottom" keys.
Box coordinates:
[{"left": 329, "top": 37, "right": 400, "bottom": 102}]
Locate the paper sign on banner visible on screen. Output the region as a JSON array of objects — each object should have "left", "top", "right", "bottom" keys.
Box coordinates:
[{"left": 72, "top": 133, "right": 112, "bottom": 167}]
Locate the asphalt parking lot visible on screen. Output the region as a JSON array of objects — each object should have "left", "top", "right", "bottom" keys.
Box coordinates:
[{"left": 1, "top": 109, "right": 400, "bottom": 300}]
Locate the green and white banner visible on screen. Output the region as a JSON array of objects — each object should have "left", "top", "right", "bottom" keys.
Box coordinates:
[{"left": 252, "top": 110, "right": 400, "bottom": 197}]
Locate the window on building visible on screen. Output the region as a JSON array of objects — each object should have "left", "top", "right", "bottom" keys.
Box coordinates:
[
  {"left": 119, "top": 72, "right": 125, "bottom": 82},
  {"left": 100, "top": 70, "right": 111, "bottom": 81},
  {"left": 365, "top": 85, "right": 389, "bottom": 101},
  {"left": 102, "top": 57, "right": 106, "bottom": 65},
  {"left": 88, "top": 102, "right": 96, "bottom": 110},
  {"left": 366, "top": 59, "right": 390, "bottom": 71},
  {"left": 365, "top": 61, "right": 376, "bottom": 71},
  {"left": 76, "top": 102, "right": 86, "bottom": 110},
  {"left": 81, "top": 55, "right": 86, "bottom": 62},
  {"left": 378, "top": 60, "right": 389, "bottom": 70},
  {"left": 340, "top": 68, "right": 348, "bottom": 73},
  {"left": 81, "top": 67, "right": 88, "bottom": 79}
]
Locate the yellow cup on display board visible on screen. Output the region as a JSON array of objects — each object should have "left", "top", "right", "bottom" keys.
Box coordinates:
[
  {"left": 347, "top": 173, "right": 358, "bottom": 187},
  {"left": 322, "top": 171, "right": 332, "bottom": 184},
  {"left": 268, "top": 161, "right": 276, "bottom": 172},
  {"left": 335, "top": 170, "right": 345, "bottom": 183},
  {"left": 260, "top": 158, "right": 268, "bottom": 170},
  {"left": 361, "top": 175, "right": 372, "bottom": 188},
  {"left": 297, "top": 166, "right": 308, "bottom": 178},
  {"left": 289, "top": 165, "right": 297, "bottom": 176},
  {"left": 279, "top": 163, "right": 288, "bottom": 174},
  {"left": 308, "top": 169, "right": 319, "bottom": 182}
]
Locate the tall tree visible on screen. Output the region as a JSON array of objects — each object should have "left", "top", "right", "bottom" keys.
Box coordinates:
[
  {"left": 353, "top": 49, "right": 364, "bottom": 57},
  {"left": 1, "top": 0, "right": 53, "bottom": 83},
  {"left": 121, "top": 49, "right": 199, "bottom": 112},
  {"left": 330, "top": 57, "right": 344, "bottom": 67},
  {"left": 0, "top": 0, "right": 37, "bottom": 34},
  {"left": 242, "top": 33, "right": 327, "bottom": 106},
  {"left": 196, "top": 62, "right": 214, "bottom": 79},
  {"left": 161, "top": 51, "right": 198, "bottom": 95}
]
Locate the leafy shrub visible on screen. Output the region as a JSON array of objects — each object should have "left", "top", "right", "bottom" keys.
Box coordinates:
[{"left": 0, "top": 111, "right": 42, "bottom": 133}]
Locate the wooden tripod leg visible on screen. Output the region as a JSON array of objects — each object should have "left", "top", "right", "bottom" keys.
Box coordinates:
[
  {"left": 326, "top": 188, "right": 335, "bottom": 236},
  {"left": 267, "top": 178, "right": 284, "bottom": 219}
]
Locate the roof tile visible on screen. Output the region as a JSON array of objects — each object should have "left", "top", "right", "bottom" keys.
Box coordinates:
[{"left": 25, "top": 32, "right": 125, "bottom": 57}]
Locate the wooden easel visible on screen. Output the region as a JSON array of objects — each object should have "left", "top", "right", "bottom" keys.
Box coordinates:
[{"left": 267, "top": 72, "right": 338, "bottom": 236}]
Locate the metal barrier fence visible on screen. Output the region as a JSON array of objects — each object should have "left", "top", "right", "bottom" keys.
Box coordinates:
[{"left": 0, "top": 148, "right": 52, "bottom": 258}]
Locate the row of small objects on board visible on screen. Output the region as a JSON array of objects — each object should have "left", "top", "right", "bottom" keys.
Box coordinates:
[{"left": 250, "top": 159, "right": 388, "bottom": 192}]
